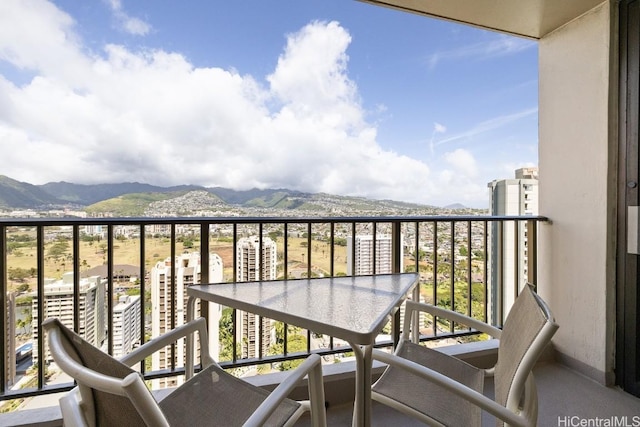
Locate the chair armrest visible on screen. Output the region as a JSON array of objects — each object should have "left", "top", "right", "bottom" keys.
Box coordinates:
[
  {"left": 372, "top": 349, "right": 527, "bottom": 427},
  {"left": 406, "top": 300, "right": 502, "bottom": 339},
  {"left": 243, "top": 354, "right": 327, "bottom": 427},
  {"left": 119, "top": 317, "right": 213, "bottom": 368}
]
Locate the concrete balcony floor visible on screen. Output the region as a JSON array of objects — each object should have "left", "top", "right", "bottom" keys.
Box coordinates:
[
  {"left": 2, "top": 360, "right": 638, "bottom": 426},
  {"left": 295, "top": 361, "right": 640, "bottom": 426}
]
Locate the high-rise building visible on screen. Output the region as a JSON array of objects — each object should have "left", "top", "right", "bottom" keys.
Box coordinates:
[
  {"left": 487, "top": 167, "right": 539, "bottom": 324},
  {"left": 31, "top": 273, "right": 107, "bottom": 363},
  {"left": 346, "top": 235, "right": 402, "bottom": 275},
  {"left": 235, "top": 236, "right": 276, "bottom": 359},
  {"left": 150, "top": 252, "right": 223, "bottom": 388},
  {"left": 112, "top": 295, "right": 141, "bottom": 359}
]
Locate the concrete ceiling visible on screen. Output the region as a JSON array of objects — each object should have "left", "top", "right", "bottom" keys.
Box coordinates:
[{"left": 358, "top": 0, "right": 607, "bottom": 39}]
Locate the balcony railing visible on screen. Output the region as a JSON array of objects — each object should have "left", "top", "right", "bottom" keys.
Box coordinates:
[{"left": 0, "top": 214, "right": 547, "bottom": 409}]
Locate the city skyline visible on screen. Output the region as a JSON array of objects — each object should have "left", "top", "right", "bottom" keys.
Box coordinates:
[{"left": 0, "top": 0, "right": 538, "bottom": 208}]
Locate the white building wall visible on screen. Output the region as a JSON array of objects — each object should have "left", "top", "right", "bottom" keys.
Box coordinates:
[
  {"left": 235, "top": 236, "right": 276, "bottom": 359},
  {"left": 150, "top": 252, "right": 223, "bottom": 388},
  {"left": 487, "top": 174, "right": 539, "bottom": 323},
  {"left": 112, "top": 295, "right": 141, "bottom": 358},
  {"left": 346, "top": 235, "right": 401, "bottom": 275},
  {"left": 539, "top": 1, "right": 615, "bottom": 383},
  {"left": 31, "top": 274, "right": 107, "bottom": 363}
]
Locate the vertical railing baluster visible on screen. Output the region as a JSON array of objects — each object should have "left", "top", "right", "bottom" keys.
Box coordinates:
[
  {"left": 411, "top": 221, "right": 420, "bottom": 343},
  {"left": 391, "top": 221, "right": 402, "bottom": 347},
  {"left": 257, "top": 224, "right": 264, "bottom": 359},
  {"left": 329, "top": 222, "right": 335, "bottom": 277},
  {"left": 107, "top": 225, "right": 114, "bottom": 355},
  {"left": 0, "top": 225, "right": 6, "bottom": 394},
  {"left": 139, "top": 224, "right": 146, "bottom": 374},
  {"left": 306, "top": 222, "right": 312, "bottom": 352},
  {"left": 498, "top": 220, "right": 505, "bottom": 327},
  {"left": 372, "top": 222, "right": 378, "bottom": 275},
  {"left": 72, "top": 225, "right": 80, "bottom": 334},
  {"left": 169, "top": 224, "right": 176, "bottom": 370},
  {"left": 306, "top": 223, "right": 312, "bottom": 278},
  {"left": 200, "top": 222, "right": 210, "bottom": 326},
  {"left": 283, "top": 223, "right": 289, "bottom": 279},
  {"left": 350, "top": 222, "right": 356, "bottom": 276},
  {"left": 483, "top": 220, "right": 489, "bottom": 324},
  {"left": 232, "top": 223, "right": 238, "bottom": 362},
  {"left": 432, "top": 221, "right": 438, "bottom": 336},
  {"left": 449, "top": 221, "right": 455, "bottom": 332},
  {"left": 467, "top": 221, "right": 472, "bottom": 321},
  {"left": 528, "top": 219, "right": 538, "bottom": 287},
  {"left": 514, "top": 220, "right": 520, "bottom": 302},
  {"left": 36, "top": 226, "right": 44, "bottom": 389}
]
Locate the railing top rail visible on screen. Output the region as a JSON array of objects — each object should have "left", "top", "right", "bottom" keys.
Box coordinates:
[{"left": 0, "top": 215, "right": 549, "bottom": 226}]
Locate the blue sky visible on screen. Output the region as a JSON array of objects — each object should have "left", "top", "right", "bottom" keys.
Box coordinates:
[{"left": 0, "top": 0, "right": 538, "bottom": 208}]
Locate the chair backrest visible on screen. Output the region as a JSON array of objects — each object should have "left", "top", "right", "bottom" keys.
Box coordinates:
[
  {"left": 43, "top": 318, "right": 156, "bottom": 427},
  {"left": 493, "top": 284, "right": 558, "bottom": 426}
]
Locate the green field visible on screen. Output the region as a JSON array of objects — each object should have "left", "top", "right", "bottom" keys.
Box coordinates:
[{"left": 5, "top": 231, "right": 357, "bottom": 292}]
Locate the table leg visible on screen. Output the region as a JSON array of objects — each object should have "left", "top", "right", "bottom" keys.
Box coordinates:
[
  {"left": 185, "top": 296, "right": 197, "bottom": 379},
  {"left": 349, "top": 343, "right": 373, "bottom": 427}
]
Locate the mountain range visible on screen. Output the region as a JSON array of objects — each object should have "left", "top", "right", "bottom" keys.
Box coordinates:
[{"left": 0, "top": 175, "right": 473, "bottom": 216}]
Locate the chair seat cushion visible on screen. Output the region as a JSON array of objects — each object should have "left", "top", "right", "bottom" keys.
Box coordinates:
[
  {"left": 159, "top": 364, "right": 301, "bottom": 426},
  {"left": 373, "top": 341, "right": 484, "bottom": 427}
]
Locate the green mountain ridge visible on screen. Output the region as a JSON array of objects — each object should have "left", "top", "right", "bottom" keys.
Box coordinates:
[
  {"left": 0, "top": 175, "right": 472, "bottom": 215},
  {"left": 0, "top": 176, "right": 62, "bottom": 208}
]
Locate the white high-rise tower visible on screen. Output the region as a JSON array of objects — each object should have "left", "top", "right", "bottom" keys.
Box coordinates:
[
  {"left": 235, "top": 236, "right": 276, "bottom": 359},
  {"left": 346, "top": 234, "right": 402, "bottom": 275},
  {"left": 31, "top": 273, "right": 107, "bottom": 363},
  {"left": 487, "top": 167, "right": 539, "bottom": 324},
  {"left": 150, "top": 252, "right": 223, "bottom": 388}
]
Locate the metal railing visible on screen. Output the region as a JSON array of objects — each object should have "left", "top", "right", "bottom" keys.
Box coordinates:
[{"left": 0, "top": 214, "right": 547, "bottom": 406}]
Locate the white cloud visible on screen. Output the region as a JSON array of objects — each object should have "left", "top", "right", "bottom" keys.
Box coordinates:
[
  {"left": 0, "top": 0, "right": 92, "bottom": 84},
  {"left": 427, "top": 34, "right": 535, "bottom": 69},
  {"left": 104, "top": 0, "right": 151, "bottom": 36},
  {"left": 428, "top": 122, "right": 447, "bottom": 157},
  {"left": 443, "top": 149, "right": 477, "bottom": 177},
  {"left": 430, "top": 149, "right": 488, "bottom": 206},
  {"left": 0, "top": 4, "right": 441, "bottom": 205},
  {"left": 433, "top": 107, "right": 538, "bottom": 147}
]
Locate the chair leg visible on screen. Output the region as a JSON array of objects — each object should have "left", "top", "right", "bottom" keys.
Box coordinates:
[{"left": 307, "top": 358, "right": 327, "bottom": 427}]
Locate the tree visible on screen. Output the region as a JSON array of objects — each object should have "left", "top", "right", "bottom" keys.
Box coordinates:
[
  {"left": 8, "top": 267, "right": 30, "bottom": 282},
  {"left": 268, "top": 231, "right": 282, "bottom": 241},
  {"left": 16, "top": 283, "right": 30, "bottom": 293},
  {"left": 268, "top": 322, "right": 307, "bottom": 371},
  {"left": 19, "top": 307, "right": 32, "bottom": 334},
  {"left": 459, "top": 245, "right": 468, "bottom": 256},
  {"left": 47, "top": 240, "right": 69, "bottom": 260},
  {"left": 16, "top": 318, "right": 26, "bottom": 335},
  {"left": 219, "top": 308, "right": 240, "bottom": 361},
  {"left": 472, "top": 249, "right": 485, "bottom": 260}
]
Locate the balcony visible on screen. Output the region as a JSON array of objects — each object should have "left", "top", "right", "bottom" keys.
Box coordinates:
[
  {"left": 0, "top": 215, "right": 638, "bottom": 425},
  {"left": 0, "top": 0, "right": 639, "bottom": 424}
]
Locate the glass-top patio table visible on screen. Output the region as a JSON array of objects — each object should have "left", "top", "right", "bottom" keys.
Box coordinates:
[{"left": 186, "top": 272, "right": 419, "bottom": 427}]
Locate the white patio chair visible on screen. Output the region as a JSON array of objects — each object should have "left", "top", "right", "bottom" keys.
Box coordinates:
[
  {"left": 43, "top": 317, "right": 326, "bottom": 427},
  {"left": 371, "top": 283, "right": 558, "bottom": 427}
]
